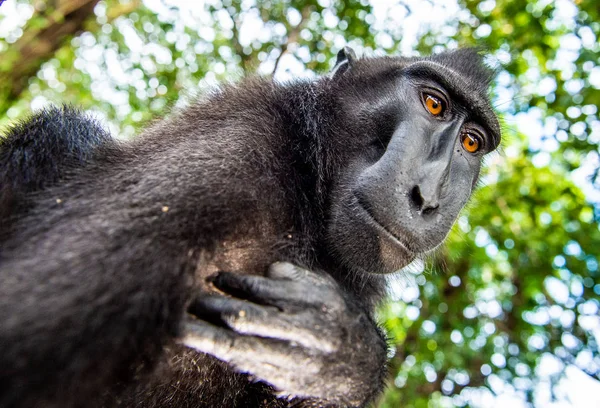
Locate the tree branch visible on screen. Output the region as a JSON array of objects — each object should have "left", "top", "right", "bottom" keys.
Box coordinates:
[
  {"left": 0, "top": 0, "right": 100, "bottom": 109},
  {"left": 225, "top": 5, "right": 252, "bottom": 74},
  {"left": 272, "top": 6, "right": 311, "bottom": 76},
  {"left": 0, "top": 0, "right": 141, "bottom": 116}
]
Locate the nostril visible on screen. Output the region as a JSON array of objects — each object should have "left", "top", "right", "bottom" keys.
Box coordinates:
[
  {"left": 410, "top": 185, "right": 440, "bottom": 215},
  {"left": 409, "top": 185, "right": 423, "bottom": 211},
  {"left": 422, "top": 203, "right": 439, "bottom": 215}
]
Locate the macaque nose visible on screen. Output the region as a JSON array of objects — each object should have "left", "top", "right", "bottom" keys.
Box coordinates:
[{"left": 409, "top": 185, "right": 440, "bottom": 215}]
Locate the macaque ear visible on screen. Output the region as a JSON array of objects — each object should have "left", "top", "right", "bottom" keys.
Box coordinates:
[{"left": 331, "top": 46, "right": 357, "bottom": 78}]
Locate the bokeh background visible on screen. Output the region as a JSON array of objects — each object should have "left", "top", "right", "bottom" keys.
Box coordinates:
[{"left": 0, "top": 0, "right": 598, "bottom": 407}]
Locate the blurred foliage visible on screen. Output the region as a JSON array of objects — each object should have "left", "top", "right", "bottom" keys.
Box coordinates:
[
  {"left": 0, "top": 0, "right": 377, "bottom": 135},
  {"left": 0, "top": 0, "right": 598, "bottom": 407},
  {"left": 379, "top": 151, "right": 600, "bottom": 407}
]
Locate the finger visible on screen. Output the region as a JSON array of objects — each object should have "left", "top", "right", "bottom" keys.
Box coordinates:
[
  {"left": 211, "top": 272, "right": 300, "bottom": 306},
  {"left": 188, "top": 296, "right": 338, "bottom": 352},
  {"left": 181, "top": 319, "right": 321, "bottom": 383},
  {"left": 211, "top": 272, "right": 345, "bottom": 313},
  {"left": 189, "top": 295, "right": 274, "bottom": 327}
]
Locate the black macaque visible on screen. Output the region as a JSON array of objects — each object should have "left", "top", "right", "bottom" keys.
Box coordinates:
[{"left": 0, "top": 47, "right": 500, "bottom": 408}]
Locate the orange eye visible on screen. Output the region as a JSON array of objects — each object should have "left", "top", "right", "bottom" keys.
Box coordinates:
[
  {"left": 462, "top": 133, "right": 480, "bottom": 153},
  {"left": 425, "top": 94, "right": 444, "bottom": 116}
]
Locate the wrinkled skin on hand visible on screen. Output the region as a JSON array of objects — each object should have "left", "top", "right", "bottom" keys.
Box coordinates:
[{"left": 183, "top": 262, "right": 388, "bottom": 407}]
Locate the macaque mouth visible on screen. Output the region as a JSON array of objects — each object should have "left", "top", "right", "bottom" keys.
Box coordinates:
[{"left": 353, "top": 193, "right": 414, "bottom": 255}]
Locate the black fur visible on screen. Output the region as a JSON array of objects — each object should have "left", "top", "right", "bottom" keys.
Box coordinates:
[
  {"left": 0, "top": 106, "right": 110, "bottom": 229},
  {"left": 0, "top": 49, "right": 499, "bottom": 407}
]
